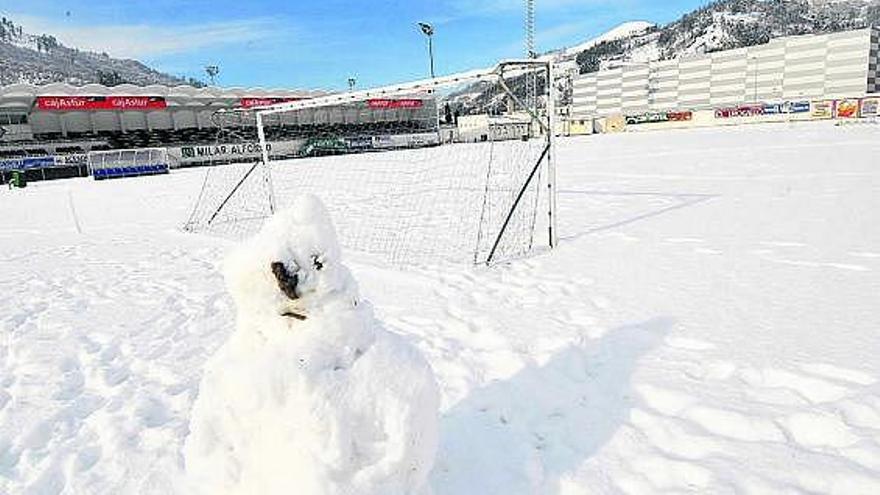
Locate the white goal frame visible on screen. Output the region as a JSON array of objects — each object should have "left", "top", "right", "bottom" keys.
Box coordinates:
[{"left": 250, "top": 59, "right": 559, "bottom": 256}]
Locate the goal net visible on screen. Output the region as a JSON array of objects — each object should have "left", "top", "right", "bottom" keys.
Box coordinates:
[{"left": 183, "top": 61, "right": 557, "bottom": 266}]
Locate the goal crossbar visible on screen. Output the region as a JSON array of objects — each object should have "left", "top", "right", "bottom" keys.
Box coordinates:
[{"left": 242, "top": 59, "right": 550, "bottom": 116}]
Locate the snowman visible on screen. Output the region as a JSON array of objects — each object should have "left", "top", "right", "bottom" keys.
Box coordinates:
[{"left": 184, "top": 194, "right": 439, "bottom": 495}]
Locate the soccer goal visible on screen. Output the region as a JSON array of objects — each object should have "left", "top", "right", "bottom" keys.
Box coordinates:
[{"left": 183, "top": 60, "right": 559, "bottom": 266}]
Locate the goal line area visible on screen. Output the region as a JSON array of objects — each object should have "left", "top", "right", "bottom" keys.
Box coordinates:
[{"left": 183, "top": 60, "right": 558, "bottom": 266}]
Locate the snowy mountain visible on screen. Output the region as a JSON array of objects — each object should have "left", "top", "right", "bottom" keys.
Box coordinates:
[
  {"left": 0, "top": 17, "right": 203, "bottom": 87},
  {"left": 574, "top": 0, "right": 880, "bottom": 73},
  {"left": 540, "top": 21, "right": 656, "bottom": 61}
]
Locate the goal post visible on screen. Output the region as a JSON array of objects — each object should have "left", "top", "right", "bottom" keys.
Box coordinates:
[
  {"left": 183, "top": 60, "right": 559, "bottom": 266},
  {"left": 254, "top": 112, "right": 277, "bottom": 215},
  {"left": 547, "top": 60, "right": 559, "bottom": 249}
]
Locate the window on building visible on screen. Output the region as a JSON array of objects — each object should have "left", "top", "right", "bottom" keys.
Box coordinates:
[{"left": 0, "top": 114, "right": 28, "bottom": 125}]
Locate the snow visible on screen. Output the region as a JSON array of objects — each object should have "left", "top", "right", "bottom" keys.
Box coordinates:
[
  {"left": 555, "top": 21, "right": 655, "bottom": 59},
  {"left": 183, "top": 194, "right": 439, "bottom": 495},
  {"left": 1, "top": 120, "right": 879, "bottom": 494}
]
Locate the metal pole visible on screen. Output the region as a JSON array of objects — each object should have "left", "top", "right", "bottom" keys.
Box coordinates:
[
  {"left": 547, "top": 62, "right": 559, "bottom": 249},
  {"left": 428, "top": 35, "right": 435, "bottom": 79},
  {"left": 486, "top": 143, "right": 550, "bottom": 264},
  {"left": 434, "top": 93, "right": 442, "bottom": 144},
  {"left": 525, "top": 0, "right": 535, "bottom": 58},
  {"left": 206, "top": 161, "right": 260, "bottom": 225},
  {"left": 418, "top": 22, "right": 436, "bottom": 79},
  {"left": 255, "top": 112, "right": 276, "bottom": 214}
]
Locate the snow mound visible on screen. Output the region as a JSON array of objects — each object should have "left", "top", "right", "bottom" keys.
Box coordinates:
[{"left": 183, "top": 194, "right": 440, "bottom": 495}]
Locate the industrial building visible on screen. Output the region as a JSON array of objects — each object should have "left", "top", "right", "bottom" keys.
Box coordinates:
[{"left": 571, "top": 27, "right": 879, "bottom": 119}]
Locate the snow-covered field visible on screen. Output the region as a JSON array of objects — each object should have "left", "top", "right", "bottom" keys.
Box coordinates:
[{"left": 1, "top": 121, "right": 879, "bottom": 494}]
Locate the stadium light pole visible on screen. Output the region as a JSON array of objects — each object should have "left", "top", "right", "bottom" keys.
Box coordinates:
[
  {"left": 205, "top": 65, "right": 220, "bottom": 86},
  {"left": 418, "top": 22, "right": 435, "bottom": 78}
]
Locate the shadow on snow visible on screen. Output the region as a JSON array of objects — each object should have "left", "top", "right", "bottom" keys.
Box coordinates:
[{"left": 432, "top": 317, "right": 673, "bottom": 494}]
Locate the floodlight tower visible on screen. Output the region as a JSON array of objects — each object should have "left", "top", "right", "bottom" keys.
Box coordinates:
[
  {"left": 525, "top": 0, "right": 535, "bottom": 59},
  {"left": 205, "top": 65, "right": 220, "bottom": 86},
  {"left": 524, "top": 0, "right": 538, "bottom": 115},
  {"left": 418, "top": 22, "right": 435, "bottom": 78}
]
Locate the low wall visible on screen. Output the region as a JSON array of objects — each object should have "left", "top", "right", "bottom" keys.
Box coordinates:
[
  {"left": 0, "top": 153, "right": 87, "bottom": 171},
  {"left": 0, "top": 164, "right": 89, "bottom": 185},
  {"left": 589, "top": 96, "right": 879, "bottom": 134},
  {"left": 166, "top": 140, "right": 304, "bottom": 167},
  {"left": 166, "top": 132, "right": 441, "bottom": 167}
]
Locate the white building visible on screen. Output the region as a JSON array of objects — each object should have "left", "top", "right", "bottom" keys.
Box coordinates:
[
  {"left": 457, "top": 113, "right": 532, "bottom": 142},
  {"left": 572, "top": 27, "right": 880, "bottom": 118}
]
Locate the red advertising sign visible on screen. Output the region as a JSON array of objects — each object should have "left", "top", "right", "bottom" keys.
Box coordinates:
[
  {"left": 366, "top": 99, "right": 424, "bottom": 109},
  {"left": 834, "top": 99, "right": 859, "bottom": 119},
  {"left": 239, "top": 97, "right": 307, "bottom": 109},
  {"left": 37, "top": 96, "right": 167, "bottom": 111},
  {"left": 667, "top": 111, "right": 693, "bottom": 121}
]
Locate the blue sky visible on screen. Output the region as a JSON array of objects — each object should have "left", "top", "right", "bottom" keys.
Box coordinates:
[{"left": 2, "top": 0, "right": 707, "bottom": 90}]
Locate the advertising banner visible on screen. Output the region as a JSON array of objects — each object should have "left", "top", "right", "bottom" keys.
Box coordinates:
[
  {"left": 55, "top": 153, "right": 88, "bottom": 166},
  {"left": 785, "top": 101, "right": 810, "bottom": 113},
  {"left": 239, "top": 97, "right": 306, "bottom": 109},
  {"left": 811, "top": 100, "right": 834, "bottom": 119},
  {"left": 374, "top": 133, "right": 438, "bottom": 147},
  {"left": 624, "top": 111, "right": 692, "bottom": 125},
  {"left": 409, "top": 133, "right": 438, "bottom": 146},
  {"left": 860, "top": 97, "right": 880, "bottom": 117},
  {"left": 36, "top": 96, "right": 167, "bottom": 111},
  {"left": 834, "top": 99, "right": 859, "bottom": 119},
  {"left": 366, "top": 99, "right": 424, "bottom": 109},
  {"left": 179, "top": 142, "right": 270, "bottom": 161},
  {"left": 168, "top": 140, "right": 304, "bottom": 165},
  {"left": 299, "top": 137, "right": 348, "bottom": 157},
  {"left": 0, "top": 156, "right": 55, "bottom": 171},
  {"left": 762, "top": 103, "right": 783, "bottom": 115},
  {"left": 667, "top": 111, "right": 693, "bottom": 122},
  {"left": 714, "top": 105, "right": 764, "bottom": 118},
  {"left": 372, "top": 135, "right": 395, "bottom": 148},
  {"left": 726, "top": 101, "right": 811, "bottom": 116},
  {"left": 168, "top": 135, "right": 437, "bottom": 165},
  {"left": 346, "top": 136, "right": 373, "bottom": 150},
  {"left": 625, "top": 112, "right": 666, "bottom": 125}
]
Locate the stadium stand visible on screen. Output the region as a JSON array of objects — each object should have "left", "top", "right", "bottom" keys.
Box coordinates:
[{"left": 0, "top": 82, "right": 438, "bottom": 183}]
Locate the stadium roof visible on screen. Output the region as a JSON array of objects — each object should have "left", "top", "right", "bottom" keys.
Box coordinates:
[{"left": 0, "top": 83, "right": 329, "bottom": 111}]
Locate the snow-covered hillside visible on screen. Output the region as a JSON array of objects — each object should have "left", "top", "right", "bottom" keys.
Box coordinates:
[
  {"left": 0, "top": 17, "right": 199, "bottom": 87},
  {"left": 1, "top": 122, "right": 879, "bottom": 493},
  {"left": 574, "top": 0, "right": 880, "bottom": 73},
  {"left": 563, "top": 21, "right": 655, "bottom": 56},
  {"left": 535, "top": 21, "right": 655, "bottom": 62}
]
